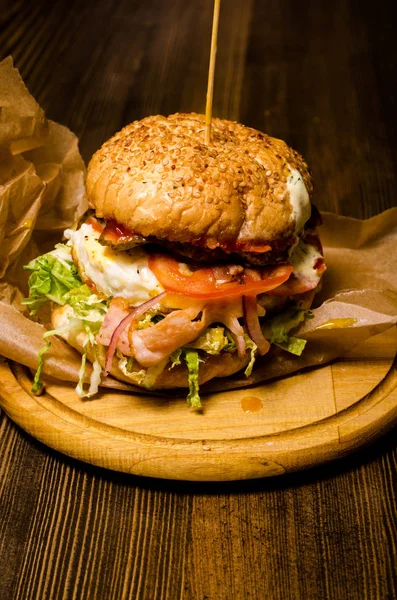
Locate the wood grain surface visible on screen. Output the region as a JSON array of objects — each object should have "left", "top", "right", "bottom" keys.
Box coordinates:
[
  {"left": 1, "top": 0, "right": 397, "bottom": 598},
  {"left": 1, "top": 328, "right": 397, "bottom": 481}
]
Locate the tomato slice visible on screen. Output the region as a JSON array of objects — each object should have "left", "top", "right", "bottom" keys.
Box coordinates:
[{"left": 148, "top": 253, "right": 293, "bottom": 298}]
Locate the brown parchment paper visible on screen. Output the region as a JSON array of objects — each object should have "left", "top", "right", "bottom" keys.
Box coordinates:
[{"left": 0, "top": 56, "right": 396, "bottom": 397}]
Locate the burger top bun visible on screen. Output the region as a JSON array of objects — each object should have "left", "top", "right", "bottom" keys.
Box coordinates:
[{"left": 86, "top": 113, "right": 313, "bottom": 252}]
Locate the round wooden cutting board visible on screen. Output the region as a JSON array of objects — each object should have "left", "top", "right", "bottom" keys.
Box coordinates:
[{"left": 1, "top": 327, "right": 396, "bottom": 481}]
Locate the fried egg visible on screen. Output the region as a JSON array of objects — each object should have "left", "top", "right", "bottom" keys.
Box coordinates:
[{"left": 65, "top": 223, "right": 163, "bottom": 305}]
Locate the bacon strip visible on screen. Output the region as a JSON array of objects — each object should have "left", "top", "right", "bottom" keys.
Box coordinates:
[
  {"left": 130, "top": 306, "right": 204, "bottom": 367},
  {"left": 97, "top": 297, "right": 129, "bottom": 347},
  {"left": 103, "top": 292, "right": 168, "bottom": 375},
  {"left": 130, "top": 302, "right": 248, "bottom": 366}
]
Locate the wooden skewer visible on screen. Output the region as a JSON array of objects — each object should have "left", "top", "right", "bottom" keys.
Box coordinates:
[{"left": 205, "top": 0, "right": 221, "bottom": 145}]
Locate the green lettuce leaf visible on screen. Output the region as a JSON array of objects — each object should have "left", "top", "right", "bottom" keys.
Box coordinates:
[
  {"left": 30, "top": 301, "right": 107, "bottom": 397},
  {"left": 184, "top": 349, "right": 202, "bottom": 409},
  {"left": 30, "top": 320, "right": 74, "bottom": 394},
  {"left": 169, "top": 348, "right": 183, "bottom": 369},
  {"left": 74, "top": 325, "right": 104, "bottom": 397},
  {"left": 118, "top": 355, "right": 169, "bottom": 388},
  {"left": 136, "top": 311, "right": 165, "bottom": 330},
  {"left": 64, "top": 285, "right": 108, "bottom": 326},
  {"left": 31, "top": 339, "right": 51, "bottom": 394},
  {"left": 118, "top": 356, "right": 147, "bottom": 385},
  {"left": 188, "top": 326, "right": 229, "bottom": 355},
  {"left": 275, "top": 336, "right": 307, "bottom": 355},
  {"left": 243, "top": 335, "right": 258, "bottom": 377},
  {"left": 143, "top": 359, "right": 169, "bottom": 388},
  {"left": 262, "top": 308, "right": 312, "bottom": 356},
  {"left": 23, "top": 246, "right": 83, "bottom": 314},
  {"left": 24, "top": 246, "right": 109, "bottom": 395},
  {"left": 75, "top": 350, "right": 88, "bottom": 397}
]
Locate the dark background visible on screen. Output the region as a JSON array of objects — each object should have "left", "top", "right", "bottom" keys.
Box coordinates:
[{"left": 1, "top": 1, "right": 396, "bottom": 598}]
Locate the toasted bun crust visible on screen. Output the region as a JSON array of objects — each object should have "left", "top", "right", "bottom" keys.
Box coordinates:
[
  {"left": 86, "top": 113, "right": 312, "bottom": 251},
  {"left": 51, "top": 305, "right": 249, "bottom": 390}
]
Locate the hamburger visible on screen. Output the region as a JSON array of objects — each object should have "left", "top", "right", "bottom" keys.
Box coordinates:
[{"left": 24, "top": 113, "right": 325, "bottom": 407}]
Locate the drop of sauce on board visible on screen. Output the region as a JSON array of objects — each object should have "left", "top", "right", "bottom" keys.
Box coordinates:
[
  {"left": 315, "top": 318, "right": 357, "bottom": 330},
  {"left": 241, "top": 396, "right": 263, "bottom": 413}
]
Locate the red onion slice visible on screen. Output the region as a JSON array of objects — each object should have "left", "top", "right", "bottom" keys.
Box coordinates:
[
  {"left": 104, "top": 291, "right": 168, "bottom": 376},
  {"left": 222, "top": 314, "right": 246, "bottom": 358},
  {"left": 243, "top": 295, "right": 271, "bottom": 355}
]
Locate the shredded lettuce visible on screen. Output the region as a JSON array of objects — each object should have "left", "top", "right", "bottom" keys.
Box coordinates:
[
  {"left": 63, "top": 285, "right": 108, "bottom": 323},
  {"left": 262, "top": 308, "right": 312, "bottom": 356},
  {"left": 169, "top": 348, "right": 183, "bottom": 369},
  {"left": 275, "top": 336, "right": 307, "bottom": 356},
  {"left": 118, "top": 355, "right": 169, "bottom": 388},
  {"left": 136, "top": 311, "right": 165, "bottom": 330},
  {"left": 31, "top": 339, "right": 51, "bottom": 394},
  {"left": 24, "top": 247, "right": 108, "bottom": 396},
  {"left": 118, "top": 356, "right": 147, "bottom": 385},
  {"left": 143, "top": 359, "right": 169, "bottom": 388},
  {"left": 88, "top": 345, "right": 103, "bottom": 397},
  {"left": 74, "top": 325, "right": 104, "bottom": 397},
  {"left": 31, "top": 321, "right": 74, "bottom": 394},
  {"left": 184, "top": 349, "right": 202, "bottom": 409},
  {"left": 188, "top": 326, "right": 229, "bottom": 354},
  {"left": 23, "top": 245, "right": 82, "bottom": 314},
  {"left": 75, "top": 350, "right": 88, "bottom": 397},
  {"left": 243, "top": 335, "right": 257, "bottom": 377}
]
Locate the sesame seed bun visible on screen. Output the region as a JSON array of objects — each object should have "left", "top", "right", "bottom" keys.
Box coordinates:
[
  {"left": 51, "top": 304, "right": 250, "bottom": 390},
  {"left": 86, "top": 113, "right": 313, "bottom": 254}
]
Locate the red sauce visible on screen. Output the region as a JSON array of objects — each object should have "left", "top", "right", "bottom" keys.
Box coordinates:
[
  {"left": 86, "top": 215, "right": 104, "bottom": 234},
  {"left": 101, "top": 219, "right": 135, "bottom": 243},
  {"left": 105, "top": 220, "right": 133, "bottom": 238},
  {"left": 241, "top": 396, "right": 263, "bottom": 413},
  {"left": 88, "top": 215, "right": 296, "bottom": 257},
  {"left": 85, "top": 278, "right": 99, "bottom": 294}
]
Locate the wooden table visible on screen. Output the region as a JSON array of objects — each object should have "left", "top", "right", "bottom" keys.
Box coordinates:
[{"left": 1, "top": 1, "right": 396, "bottom": 598}]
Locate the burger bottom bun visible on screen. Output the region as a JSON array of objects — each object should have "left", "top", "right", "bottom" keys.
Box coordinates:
[{"left": 51, "top": 305, "right": 250, "bottom": 390}]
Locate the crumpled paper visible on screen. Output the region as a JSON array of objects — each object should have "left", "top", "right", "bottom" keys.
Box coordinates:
[{"left": 0, "top": 56, "right": 396, "bottom": 397}]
